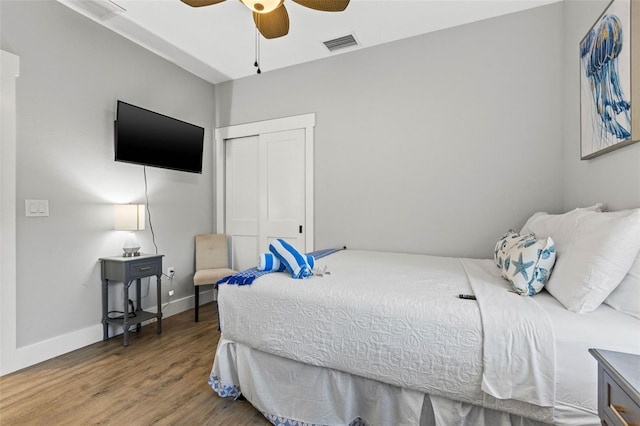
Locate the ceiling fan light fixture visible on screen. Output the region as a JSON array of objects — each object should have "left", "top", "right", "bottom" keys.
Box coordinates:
[{"left": 241, "top": 0, "right": 283, "bottom": 14}]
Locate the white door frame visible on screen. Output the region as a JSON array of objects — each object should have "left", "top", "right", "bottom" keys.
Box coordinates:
[
  {"left": 214, "top": 113, "right": 315, "bottom": 252},
  {"left": 1, "top": 50, "right": 20, "bottom": 375}
]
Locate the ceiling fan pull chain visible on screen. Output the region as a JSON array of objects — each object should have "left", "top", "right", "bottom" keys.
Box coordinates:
[
  {"left": 254, "top": 26, "right": 259, "bottom": 68},
  {"left": 254, "top": 26, "right": 262, "bottom": 74}
]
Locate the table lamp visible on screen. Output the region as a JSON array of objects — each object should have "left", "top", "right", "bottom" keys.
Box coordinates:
[{"left": 114, "top": 204, "right": 145, "bottom": 257}]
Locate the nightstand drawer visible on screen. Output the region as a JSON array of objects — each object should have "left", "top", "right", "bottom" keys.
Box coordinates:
[
  {"left": 604, "top": 370, "right": 640, "bottom": 426},
  {"left": 127, "top": 259, "right": 162, "bottom": 279}
]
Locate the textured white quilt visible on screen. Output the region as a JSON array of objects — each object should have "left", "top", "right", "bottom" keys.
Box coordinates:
[{"left": 216, "top": 250, "right": 555, "bottom": 421}]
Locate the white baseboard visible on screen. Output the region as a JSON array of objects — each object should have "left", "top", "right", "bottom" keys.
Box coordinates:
[{"left": 1, "top": 289, "right": 215, "bottom": 376}]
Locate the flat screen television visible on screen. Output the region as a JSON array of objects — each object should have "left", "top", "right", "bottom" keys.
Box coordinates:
[{"left": 114, "top": 100, "right": 204, "bottom": 174}]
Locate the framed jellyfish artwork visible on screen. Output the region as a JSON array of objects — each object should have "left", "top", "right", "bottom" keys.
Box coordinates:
[{"left": 580, "top": 0, "right": 639, "bottom": 159}]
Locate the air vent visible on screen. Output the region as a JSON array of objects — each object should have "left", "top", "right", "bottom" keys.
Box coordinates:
[{"left": 323, "top": 34, "right": 359, "bottom": 53}]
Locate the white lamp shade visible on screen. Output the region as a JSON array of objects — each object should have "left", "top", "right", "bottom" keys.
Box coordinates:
[
  {"left": 240, "top": 0, "right": 283, "bottom": 13},
  {"left": 114, "top": 204, "right": 145, "bottom": 231}
]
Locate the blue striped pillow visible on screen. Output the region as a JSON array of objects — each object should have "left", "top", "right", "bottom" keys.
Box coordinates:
[
  {"left": 269, "top": 239, "right": 313, "bottom": 279},
  {"left": 306, "top": 254, "right": 315, "bottom": 269},
  {"left": 258, "top": 253, "right": 315, "bottom": 272},
  {"left": 258, "top": 253, "right": 286, "bottom": 272}
]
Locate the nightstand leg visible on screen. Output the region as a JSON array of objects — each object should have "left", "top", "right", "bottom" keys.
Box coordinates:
[
  {"left": 156, "top": 276, "right": 162, "bottom": 335},
  {"left": 135, "top": 279, "right": 142, "bottom": 312},
  {"left": 102, "top": 279, "right": 109, "bottom": 341},
  {"left": 135, "top": 279, "right": 142, "bottom": 332},
  {"left": 123, "top": 281, "right": 130, "bottom": 347}
]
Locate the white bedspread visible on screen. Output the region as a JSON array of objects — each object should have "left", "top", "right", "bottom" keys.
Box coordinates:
[
  {"left": 216, "top": 250, "right": 556, "bottom": 421},
  {"left": 463, "top": 260, "right": 555, "bottom": 406}
]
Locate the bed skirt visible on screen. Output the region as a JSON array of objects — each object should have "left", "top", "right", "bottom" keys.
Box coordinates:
[{"left": 210, "top": 338, "right": 592, "bottom": 426}]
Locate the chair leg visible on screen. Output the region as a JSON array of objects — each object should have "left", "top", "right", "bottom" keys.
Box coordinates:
[{"left": 194, "top": 286, "right": 199, "bottom": 322}]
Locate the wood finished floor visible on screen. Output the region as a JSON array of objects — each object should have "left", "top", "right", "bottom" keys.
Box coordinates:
[{"left": 0, "top": 303, "right": 271, "bottom": 426}]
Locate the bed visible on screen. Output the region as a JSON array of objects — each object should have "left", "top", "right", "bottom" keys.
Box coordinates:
[{"left": 208, "top": 207, "right": 640, "bottom": 426}]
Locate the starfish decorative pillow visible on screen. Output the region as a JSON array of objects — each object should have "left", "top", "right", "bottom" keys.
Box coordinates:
[{"left": 495, "top": 231, "right": 556, "bottom": 296}]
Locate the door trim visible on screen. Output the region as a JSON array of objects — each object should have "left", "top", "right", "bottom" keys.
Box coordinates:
[
  {"left": 214, "top": 113, "right": 315, "bottom": 252},
  {"left": 1, "top": 50, "right": 19, "bottom": 375}
]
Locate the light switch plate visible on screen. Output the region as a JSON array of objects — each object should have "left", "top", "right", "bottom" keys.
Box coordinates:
[{"left": 25, "top": 199, "right": 49, "bottom": 217}]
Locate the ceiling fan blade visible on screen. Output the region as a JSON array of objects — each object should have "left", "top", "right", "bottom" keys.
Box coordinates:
[
  {"left": 254, "top": 4, "right": 289, "bottom": 39},
  {"left": 180, "top": 0, "right": 226, "bottom": 7},
  {"left": 291, "top": 0, "right": 349, "bottom": 12}
]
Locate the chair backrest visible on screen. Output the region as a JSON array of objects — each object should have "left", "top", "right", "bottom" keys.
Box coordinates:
[{"left": 195, "top": 234, "right": 230, "bottom": 271}]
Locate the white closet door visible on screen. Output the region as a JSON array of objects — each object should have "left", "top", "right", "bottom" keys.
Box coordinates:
[
  {"left": 259, "top": 129, "right": 306, "bottom": 252},
  {"left": 225, "top": 136, "right": 259, "bottom": 271},
  {"left": 225, "top": 129, "right": 307, "bottom": 271}
]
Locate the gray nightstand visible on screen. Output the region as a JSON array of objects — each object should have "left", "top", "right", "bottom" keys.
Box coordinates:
[
  {"left": 589, "top": 348, "right": 640, "bottom": 426},
  {"left": 100, "top": 254, "right": 164, "bottom": 346}
]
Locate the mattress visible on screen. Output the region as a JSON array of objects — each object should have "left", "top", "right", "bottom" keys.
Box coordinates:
[{"left": 214, "top": 250, "right": 566, "bottom": 422}]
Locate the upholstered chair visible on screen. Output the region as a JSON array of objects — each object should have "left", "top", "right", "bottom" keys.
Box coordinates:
[{"left": 193, "top": 234, "right": 236, "bottom": 322}]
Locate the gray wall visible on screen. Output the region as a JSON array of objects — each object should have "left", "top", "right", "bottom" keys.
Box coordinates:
[
  {"left": 1, "top": 1, "right": 215, "bottom": 347},
  {"left": 562, "top": 0, "right": 640, "bottom": 210},
  {"left": 215, "top": 3, "right": 565, "bottom": 258}
]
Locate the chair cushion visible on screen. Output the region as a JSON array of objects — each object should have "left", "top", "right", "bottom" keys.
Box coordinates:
[{"left": 194, "top": 268, "right": 236, "bottom": 286}]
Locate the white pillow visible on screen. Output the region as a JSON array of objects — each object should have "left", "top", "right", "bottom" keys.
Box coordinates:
[
  {"left": 604, "top": 242, "right": 640, "bottom": 319},
  {"left": 500, "top": 234, "right": 556, "bottom": 296},
  {"left": 520, "top": 203, "right": 605, "bottom": 236},
  {"left": 574, "top": 203, "right": 606, "bottom": 212},
  {"left": 520, "top": 210, "right": 581, "bottom": 242},
  {"left": 526, "top": 209, "right": 640, "bottom": 313}
]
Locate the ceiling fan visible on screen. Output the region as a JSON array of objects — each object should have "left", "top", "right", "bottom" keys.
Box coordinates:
[{"left": 180, "top": 0, "right": 350, "bottom": 39}]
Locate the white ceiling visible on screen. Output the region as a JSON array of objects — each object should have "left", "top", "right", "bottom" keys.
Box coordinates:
[{"left": 58, "top": 0, "right": 561, "bottom": 84}]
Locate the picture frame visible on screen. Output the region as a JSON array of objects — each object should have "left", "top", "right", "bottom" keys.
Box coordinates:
[{"left": 580, "top": 0, "right": 640, "bottom": 160}]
